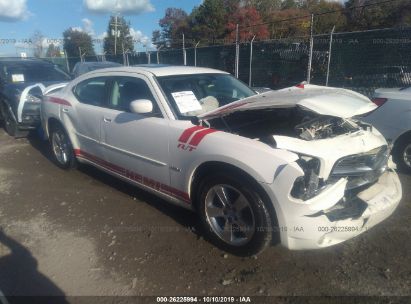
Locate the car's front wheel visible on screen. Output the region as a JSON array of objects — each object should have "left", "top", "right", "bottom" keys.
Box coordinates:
[
  {"left": 50, "top": 124, "right": 76, "bottom": 169},
  {"left": 394, "top": 136, "right": 411, "bottom": 174},
  {"left": 3, "top": 107, "right": 18, "bottom": 137},
  {"left": 197, "top": 172, "right": 277, "bottom": 256}
]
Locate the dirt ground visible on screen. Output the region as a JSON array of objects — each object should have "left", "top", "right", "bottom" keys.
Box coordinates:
[{"left": 0, "top": 128, "right": 410, "bottom": 301}]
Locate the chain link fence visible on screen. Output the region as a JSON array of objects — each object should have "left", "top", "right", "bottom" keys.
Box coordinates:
[{"left": 36, "top": 26, "right": 411, "bottom": 98}]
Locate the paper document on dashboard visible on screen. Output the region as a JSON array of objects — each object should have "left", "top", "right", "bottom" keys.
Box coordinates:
[{"left": 172, "top": 91, "right": 202, "bottom": 113}]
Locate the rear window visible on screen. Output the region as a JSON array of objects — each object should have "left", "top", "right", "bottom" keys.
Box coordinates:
[{"left": 0, "top": 61, "right": 70, "bottom": 83}]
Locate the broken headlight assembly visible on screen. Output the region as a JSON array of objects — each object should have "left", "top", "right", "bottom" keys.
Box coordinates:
[
  {"left": 291, "top": 155, "right": 324, "bottom": 200},
  {"left": 329, "top": 145, "right": 389, "bottom": 190}
]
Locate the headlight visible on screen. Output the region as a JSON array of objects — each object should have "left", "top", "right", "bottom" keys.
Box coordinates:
[
  {"left": 330, "top": 146, "right": 388, "bottom": 189},
  {"left": 291, "top": 155, "right": 323, "bottom": 200}
]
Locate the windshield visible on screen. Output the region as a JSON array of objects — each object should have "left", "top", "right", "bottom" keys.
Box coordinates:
[
  {"left": 157, "top": 73, "right": 256, "bottom": 118},
  {"left": 0, "top": 61, "right": 71, "bottom": 83}
]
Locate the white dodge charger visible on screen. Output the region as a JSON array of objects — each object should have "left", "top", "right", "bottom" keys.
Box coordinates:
[{"left": 41, "top": 66, "right": 402, "bottom": 255}]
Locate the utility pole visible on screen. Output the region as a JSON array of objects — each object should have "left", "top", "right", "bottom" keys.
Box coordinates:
[{"left": 111, "top": 14, "right": 121, "bottom": 55}]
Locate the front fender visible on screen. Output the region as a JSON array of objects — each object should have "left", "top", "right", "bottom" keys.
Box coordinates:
[{"left": 169, "top": 129, "right": 299, "bottom": 198}]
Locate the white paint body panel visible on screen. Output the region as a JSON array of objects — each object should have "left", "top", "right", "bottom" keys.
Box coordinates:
[
  {"left": 40, "top": 66, "right": 402, "bottom": 250},
  {"left": 274, "top": 126, "right": 386, "bottom": 179},
  {"left": 199, "top": 84, "right": 377, "bottom": 120},
  {"left": 362, "top": 87, "right": 411, "bottom": 144}
]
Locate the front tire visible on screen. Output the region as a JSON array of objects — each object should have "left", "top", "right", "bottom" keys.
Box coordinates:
[
  {"left": 3, "top": 108, "right": 17, "bottom": 137},
  {"left": 197, "top": 173, "right": 276, "bottom": 256},
  {"left": 394, "top": 137, "right": 411, "bottom": 174},
  {"left": 50, "top": 124, "right": 76, "bottom": 169}
]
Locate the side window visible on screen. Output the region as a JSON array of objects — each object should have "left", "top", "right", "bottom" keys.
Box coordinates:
[
  {"left": 73, "top": 77, "right": 110, "bottom": 106},
  {"left": 109, "top": 76, "right": 160, "bottom": 115}
]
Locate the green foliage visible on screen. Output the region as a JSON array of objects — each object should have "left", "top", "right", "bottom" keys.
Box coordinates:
[
  {"left": 104, "top": 16, "right": 134, "bottom": 55},
  {"left": 345, "top": 0, "right": 411, "bottom": 30},
  {"left": 63, "top": 28, "right": 95, "bottom": 57},
  {"left": 311, "top": 0, "right": 346, "bottom": 34},
  {"left": 190, "top": 0, "right": 227, "bottom": 44},
  {"left": 153, "top": 0, "right": 411, "bottom": 47},
  {"left": 158, "top": 8, "right": 190, "bottom": 48}
]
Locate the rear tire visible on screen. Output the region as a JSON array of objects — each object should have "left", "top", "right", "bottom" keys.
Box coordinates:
[
  {"left": 1, "top": 103, "right": 29, "bottom": 138},
  {"left": 394, "top": 137, "right": 411, "bottom": 174},
  {"left": 50, "top": 124, "right": 76, "bottom": 169},
  {"left": 197, "top": 172, "right": 276, "bottom": 256}
]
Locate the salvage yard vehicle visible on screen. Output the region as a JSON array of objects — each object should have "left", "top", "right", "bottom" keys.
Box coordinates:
[
  {"left": 363, "top": 86, "right": 411, "bottom": 173},
  {"left": 41, "top": 66, "right": 402, "bottom": 255},
  {"left": 0, "top": 58, "right": 71, "bottom": 137},
  {"left": 71, "top": 61, "right": 122, "bottom": 78}
]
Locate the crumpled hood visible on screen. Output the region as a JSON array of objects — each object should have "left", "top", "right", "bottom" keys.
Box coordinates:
[{"left": 199, "top": 84, "right": 377, "bottom": 120}]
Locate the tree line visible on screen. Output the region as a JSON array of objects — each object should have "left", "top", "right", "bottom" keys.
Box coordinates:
[
  {"left": 152, "top": 0, "right": 411, "bottom": 48},
  {"left": 39, "top": 0, "right": 411, "bottom": 58}
]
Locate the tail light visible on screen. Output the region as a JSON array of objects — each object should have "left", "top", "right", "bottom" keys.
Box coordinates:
[{"left": 371, "top": 97, "right": 387, "bottom": 107}]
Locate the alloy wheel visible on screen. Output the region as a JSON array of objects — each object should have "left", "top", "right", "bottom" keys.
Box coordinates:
[
  {"left": 403, "top": 143, "right": 411, "bottom": 169},
  {"left": 52, "top": 130, "right": 70, "bottom": 166},
  {"left": 204, "top": 184, "right": 255, "bottom": 246}
]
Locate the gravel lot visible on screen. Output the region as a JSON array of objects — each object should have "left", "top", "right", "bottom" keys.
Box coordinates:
[{"left": 0, "top": 128, "right": 410, "bottom": 301}]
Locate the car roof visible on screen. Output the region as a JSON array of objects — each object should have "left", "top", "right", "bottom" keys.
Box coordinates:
[
  {"left": 74, "top": 61, "right": 121, "bottom": 66},
  {"left": 0, "top": 57, "right": 53, "bottom": 64},
  {"left": 85, "top": 65, "right": 230, "bottom": 77}
]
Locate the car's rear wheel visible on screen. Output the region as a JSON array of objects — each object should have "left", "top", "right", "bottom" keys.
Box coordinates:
[
  {"left": 394, "top": 137, "right": 411, "bottom": 174},
  {"left": 197, "top": 173, "right": 276, "bottom": 256},
  {"left": 50, "top": 124, "right": 76, "bottom": 169}
]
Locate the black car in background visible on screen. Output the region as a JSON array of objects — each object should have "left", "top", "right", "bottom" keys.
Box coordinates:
[
  {"left": 0, "top": 58, "right": 70, "bottom": 137},
  {"left": 71, "top": 61, "right": 122, "bottom": 78}
]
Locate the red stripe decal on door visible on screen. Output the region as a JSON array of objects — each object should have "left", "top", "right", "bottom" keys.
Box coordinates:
[
  {"left": 178, "top": 126, "right": 204, "bottom": 143},
  {"left": 188, "top": 128, "right": 218, "bottom": 147},
  {"left": 73, "top": 149, "right": 190, "bottom": 204}
]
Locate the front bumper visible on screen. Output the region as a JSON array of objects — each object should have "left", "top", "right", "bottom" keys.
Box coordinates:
[{"left": 269, "top": 168, "right": 402, "bottom": 250}]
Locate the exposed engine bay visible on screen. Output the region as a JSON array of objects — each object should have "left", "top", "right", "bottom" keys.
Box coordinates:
[
  {"left": 203, "top": 107, "right": 366, "bottom": 144},
  {"left": 295, "top": 115, "right": 360, "bottom": 141},
  {"left": 202, "top": 106, "right": 387, "bottom": 202}
]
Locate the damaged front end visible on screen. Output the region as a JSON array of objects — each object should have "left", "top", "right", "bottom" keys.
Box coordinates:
[
  {"left": 197, "top": 85, "right": 402, "bottom": 249},
  {"left": 274, "top": 136, "right": 400, "bottom": 249},
  {"left": 295, "top": 115, "right": 364, "bottom": 141},
  {"left": 291, "top": 144, "right": 390, "bottom": 201},
  {"left": 201, "top": 107, "right": 400, "bottom": 249}
]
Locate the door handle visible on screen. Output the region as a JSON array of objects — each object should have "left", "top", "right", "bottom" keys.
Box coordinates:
[{"left": 103, "top": 117, "right": 112, "bottom": 123}]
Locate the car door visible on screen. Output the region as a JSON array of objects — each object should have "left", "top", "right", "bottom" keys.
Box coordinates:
[
  {"left": 99, "top": 75, "right": 170, "bottom": 190},
  {"left": 67, "top": 76, "right": 111, "bottom": 158}
]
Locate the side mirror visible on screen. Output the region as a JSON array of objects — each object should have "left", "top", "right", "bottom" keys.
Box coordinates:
[{"left": 130, "top": 99, "right": 153, "bottom": 114}]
